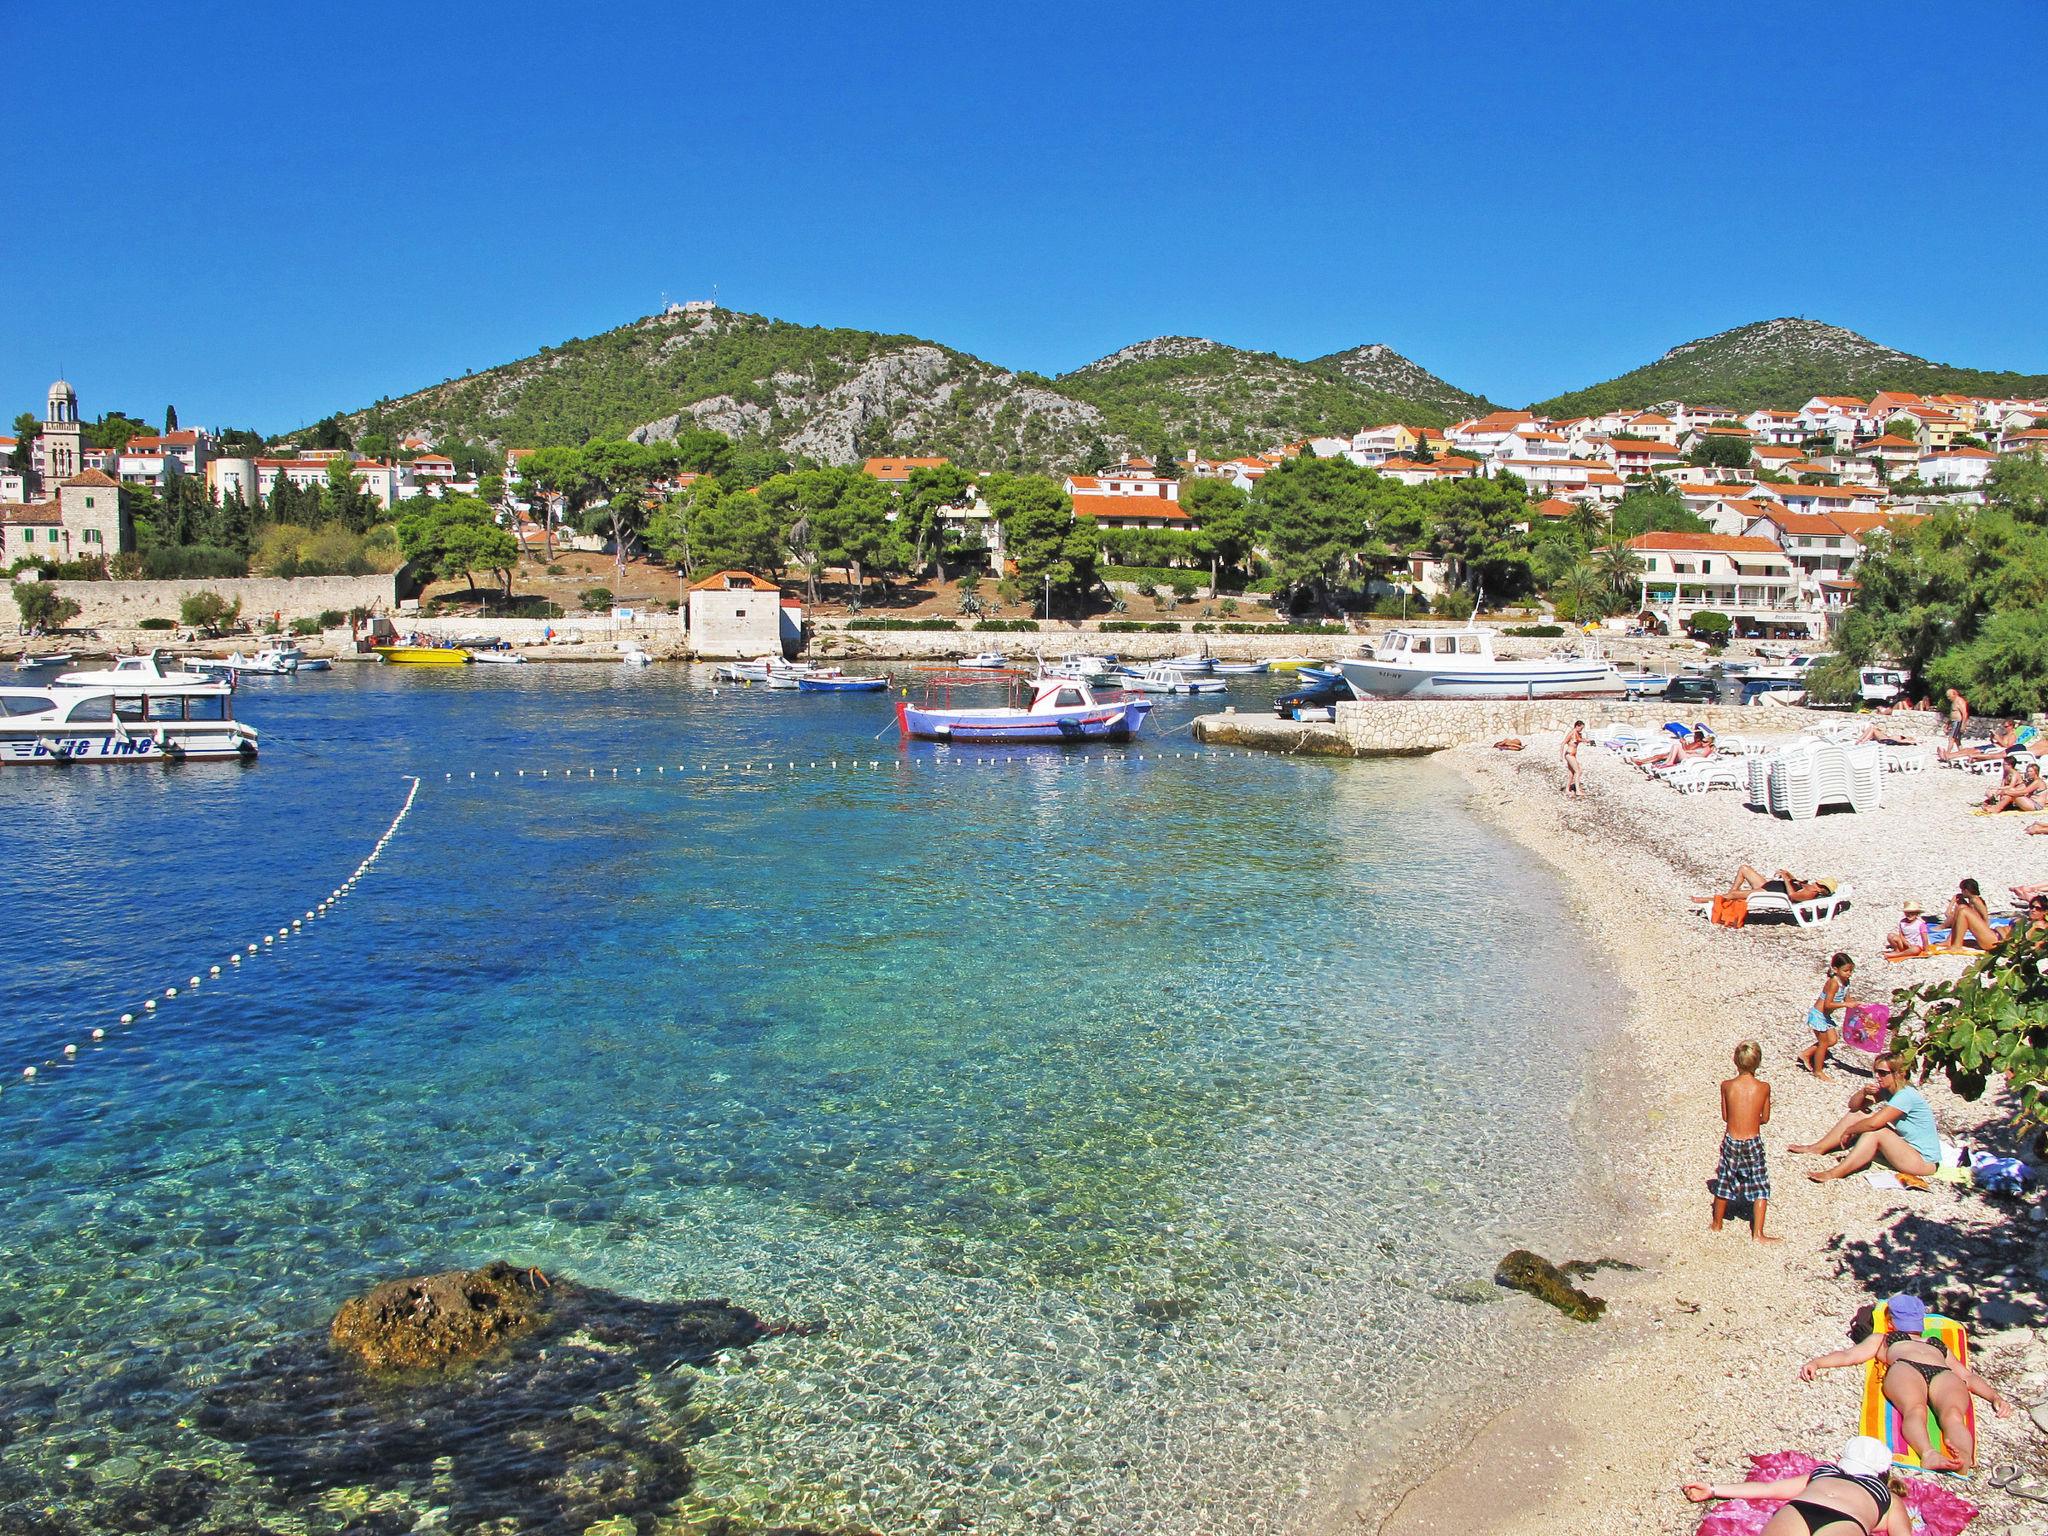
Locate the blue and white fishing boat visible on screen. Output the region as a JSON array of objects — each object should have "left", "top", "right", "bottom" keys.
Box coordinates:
[
  {"left": 956, "top": 652, "right": 1009, "bottom": 669},
  {"left": 1622, "top": 672, "right": 1672, "bottom": 697},
  {"left": 1293, "top": 665, "right": 1345, "bottom": 690},
  {"left": 1336, "top": 625, "right": 1626, "bottom": 701},
  {"left": 1210, "top": 661, "right": 1269, "bottom": 675},
  {"left": 796, "top": 673, "right": 889, "bottom": 692},
  {"left": 897, "top": 675, "right": 1152, "bottom": 744},
  {"left": 1118, "top": 665, "right": 1226, "bottom": 694}
]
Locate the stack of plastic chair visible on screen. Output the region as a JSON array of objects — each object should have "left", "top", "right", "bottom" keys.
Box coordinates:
[
  {"left": 1768, "top": 741, "right": 1822, "bottom": 819},
  {"left": 1747, "top": 752, "right": 1773, "bottom": 811},
  {"left": 1810, "top": 740, "right": 1858, "bottom": 815},
  {"left": 1843, "top": 742, "right": 1884, "bottom": 811}
]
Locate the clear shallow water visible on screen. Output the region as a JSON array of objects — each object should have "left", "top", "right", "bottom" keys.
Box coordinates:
[{"left": 0, "top": 664, "right": 1613, "bottom": 1535}]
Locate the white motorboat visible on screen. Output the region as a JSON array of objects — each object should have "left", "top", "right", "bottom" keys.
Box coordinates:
[
  {"left": 715, "top": 656, "right": 815, "bottom": 683},
  {"left": 0, "top": 676, "right": 259, "bottom": 764},
  {"left": 1118, "top": 665, "right": 1227, "bottom": 694},
  {"left": 1336, "top": 625, "right": 1627, "bottom": 701},
  {"left": 1156, "top": 653, "right": 1219, "bottom": 673},
  {"left": 193, "top": 650, "right": 297, "bottom": 678},
  {"left": 620, "top": 646, "right": 655, "bottom": 667},
  {"left": 1043, "top": 655, "right": 1121, "bottom": 684},
  {"left": 1622, "top": 673, "right": 1672, "bottom": 696},
  {"left": 898, "top": 676, "right": 1152, "bottom": 743},
  {"left": 1210, "top": 661, "right": 1269, "bottom": 675},
  {"left": 270, "top": 644, "right": 330, "bottom": 672},
  {"left": 17, "top": 652, "right": 74, "bottom": 670},
  {"left": 468, "top": 650, "right": 527, "bottom": 665},
  {"left": 956, "top": 652, "right": 1009, "bottom": 669},
  {"left": 55, "top": 651, "right": 220, "bottom": 688}
]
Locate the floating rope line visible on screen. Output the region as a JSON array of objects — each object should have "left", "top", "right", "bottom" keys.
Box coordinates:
[
  {"left": 7, "top": 775, "right": 423, "bottom": 1094},
  {"left": 436, "top": 750, "right": 1261, "bottom": 782}
]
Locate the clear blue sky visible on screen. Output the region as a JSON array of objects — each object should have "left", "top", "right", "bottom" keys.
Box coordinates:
[{"left": 5, "top": 0, "right": 2043, "bottom": 433}]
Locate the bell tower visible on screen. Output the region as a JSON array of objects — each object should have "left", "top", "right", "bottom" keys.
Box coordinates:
[{"left": 42, "top": 379, "right": 83, "bottom": 489}]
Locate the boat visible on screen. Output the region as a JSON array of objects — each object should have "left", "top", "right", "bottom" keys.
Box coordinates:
[
  {"left": 897, "top": 675, "right": 1153, "bottom": 744},
  {"left": 1264, "top": 657, "right": 1316, "bottom": 673},
  {"left": 54, "top": 651, "right": 219, "bottom": 688},
  {"left": 1621, "top": 673, "right": 1672, "bottom": 697},
  {"left": 1336, "top": 625, "right": 1627, "bottom": 701},
  {"left": 194, "top": 649, "right": 298, "bottom": 678},
  {"left": 270, "top": 644, "right": 330, "bottom": 672},
  {"left": 796, "top": 673, "right": 889, "bottom": 692},
  {"left": 17, "top": 652, "right": 74, "bottom": 670},
  {"left": 956, "top": 652, "right": 1009, "bottom": 669},
  {"left": 1210, "top": 661, "right": 1269, "bottom": 675},
  {"left": 372, "top": 645, "right": 471, "bottom": 666},
  {"left": 620, "top": 646, "right": 655, "bottom": 667},
  {"left": 0, "top": 676, "right": 259, "bottom": 764},
  {"left": 467, "top": 650, "right": 527, "bottom": 665},
  {"left": 1293, "top": 665, "right": 1345, "bottom": 690},
  {"left": 1156, "top": 653, "right": 1219, "bottom": 673},
  {"left": 1043, "top": 655, "right": 1121, "bottom": 684},
  {"left": 715, "top": 656, "right": 815, "bottom": 683},
  {"left": 1118, "top": 665, "right": 1227, "bottom": 694}
]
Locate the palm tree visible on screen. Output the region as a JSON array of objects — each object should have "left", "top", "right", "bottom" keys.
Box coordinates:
[
  {"left": 1596, "top": 541, "right": 1644, "bottom": 600},
  {"left": 1561, "top": 561, "right": 1607, "bottom": 622}
]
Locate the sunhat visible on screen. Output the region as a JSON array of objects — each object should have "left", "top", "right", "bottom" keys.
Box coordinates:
[
  {"left": 1839, "top": 1435, "right": 1893, "bottom": 1478},
  {"left": 1887, "top": 1293, "right": 1928, "bottom": 1333}
]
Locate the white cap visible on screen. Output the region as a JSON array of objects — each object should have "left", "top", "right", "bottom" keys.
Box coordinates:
[{"left": 1839, "top": 1435, "right": 1893, "bottom": 1478}]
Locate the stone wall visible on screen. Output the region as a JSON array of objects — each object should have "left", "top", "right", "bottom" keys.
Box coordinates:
[
  {"left": 1195, "top": 698, "right": 1836, "bottom": 757},
  {"left": 810, "top": 626, "right": 1364, "bottom": 663},
  {"left": 47, "top": 574, "right": 400, "bottom": 628}
]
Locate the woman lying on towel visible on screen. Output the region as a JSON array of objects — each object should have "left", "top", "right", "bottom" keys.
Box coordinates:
[
  {"left": 1695, "top": 865, "right": 1836, "bottom": 905},
  {"left": 1797, "top": 1294, "right": 2014, "bottom": 1473},
  {"left": 1683, "top": 1435, "right": 1911, "bottom": 1535}
]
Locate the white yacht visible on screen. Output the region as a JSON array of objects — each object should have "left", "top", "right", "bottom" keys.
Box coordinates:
[
  {"left": 54, "top": 652, "right": 221, "bottom": 688},
  {"left": 0, "top": 674, "right": 259, "bottom": 764},
  {"left": 1336, "top": 626, "right": 1627, "bottom": 701}
]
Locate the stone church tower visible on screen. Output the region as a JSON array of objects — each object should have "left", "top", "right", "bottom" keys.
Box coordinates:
[{"left": 42, "top": 379, "right": 83, "bottom": 489}]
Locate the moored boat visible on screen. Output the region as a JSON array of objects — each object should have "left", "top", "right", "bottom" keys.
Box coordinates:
[
  {"left": 1210, "top": 661, "right": 1269, "bottom": 675},
  {"left": 1117, "top": 665, "right": 1226, "bottom": 694},
  {"left": 620, "top": 646, "right": 655, "bottom": 667},
  {"left": 16, "top": 652, "right": 74, "bottom": 670},
  {"left": 1336, "top": 625, "right": 1626, "bottom": 701},
  {"left": 373, "top": 645, "right": 471, "bottom": 666},
  {"left": 956, "top": 652, "right": 1008, "bottom": 669},
  {"left": 0, "top": 676, "right": 258, "bottom": 764},
  {"left": 897, "top": 675, "right": 1152, "bottom": 744},
  {"left": 796, "top": 673, "right": 889, "bottom": 692}
]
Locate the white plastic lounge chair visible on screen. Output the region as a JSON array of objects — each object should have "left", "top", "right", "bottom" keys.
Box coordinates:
[
  {"left": 1664, "top": 760, "right": 1746, "bottom": 795},
  {"left": 1880, "top": 746, "right": 1930, "bottom": 773},
  {"left": 1692, "top": 883, "right": 1853, "bottom": 927}
]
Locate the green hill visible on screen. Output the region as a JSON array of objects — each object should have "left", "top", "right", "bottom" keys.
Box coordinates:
[
  {"left": 1056, "top": 337, "right": 1489, "bottom": 455},
  {"left": 1533, "top": 318, "right": 2048, "bottom": 417}
]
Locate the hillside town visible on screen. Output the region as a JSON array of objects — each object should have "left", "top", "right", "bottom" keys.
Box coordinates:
[{"left": 8, "top": 371, "right": 2047, "bottom": 644}]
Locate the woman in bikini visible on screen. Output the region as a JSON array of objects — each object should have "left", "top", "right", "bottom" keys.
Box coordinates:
[
  {"left": 1798, "top": 1293, "right": 2014, "bottom": 1472},
  {"left": 1943, "top": 877, "right": 2002, "bottom": 950},
  {"left": 1561, "top": 719, "right": 1585, "bottom": 799},
  {"left": 1683, "top": 1435, "right": 1909, "bottom": 1536}
]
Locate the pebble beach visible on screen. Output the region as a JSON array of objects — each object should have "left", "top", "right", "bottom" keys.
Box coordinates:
[{"left": 1354, "top": 717, "right": 2048, "bottom": 1536}]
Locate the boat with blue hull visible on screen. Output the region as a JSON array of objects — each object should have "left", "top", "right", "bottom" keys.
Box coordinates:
[
  {"left": 797, "top": 673, "right": 889, "bottom": 692},
  {"left": 896, "top": 676, "right": 1153, "bottom": 744}
]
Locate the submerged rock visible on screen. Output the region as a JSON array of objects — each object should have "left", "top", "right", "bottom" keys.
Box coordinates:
[
  {"left": 1494, "top": 1249, "right": 1609, "bottom": 1322},
  {"left": 199, "top": 1262, "right": 774, "bottom": 1535},
  {"left": 330, "top": 1260, "right": 546, "bottom": 1372}
]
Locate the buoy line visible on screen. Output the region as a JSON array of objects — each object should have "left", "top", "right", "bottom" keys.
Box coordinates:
[
  {"left": 7, "top": 775, "right": 423, "bottom": 1095},
  {"left": 436, "top": 750, "right": 1263, "bottom": 782}
]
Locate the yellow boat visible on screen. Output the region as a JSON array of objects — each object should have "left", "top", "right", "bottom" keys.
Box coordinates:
[
  {"left": 372, "top": 645, "right": 471, "bottom": 667},
  {"left": 1265, "top": 657, "right": 1317, "bottom": 673}
]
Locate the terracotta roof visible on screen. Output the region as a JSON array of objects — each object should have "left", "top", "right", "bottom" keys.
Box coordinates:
[
  {"left": 60, "top": 469, "right": 120, "bottom": 488},
  {"left": 1627, "top": 532, "right": 1786, "bottom": 555},
  {"left": 686, "top": 569, "right": 781, "bottom": 592},
  {"left": 1809, "top": 396, "right": 1867, "bottom": 409},
  {"left": 1627, "top": 413, "right": 1675, "bottom": 426},
  {"left": 1749, "top": 508, "right": 1850, "bottom": 537},
  {"left": 1758, "top": 482, "right": 1869, "bottom": 501},
  {"left": 1533, "top": 497, "right": 1579, "bottom": 518},
  {"left": 1694, "top": 425, "right": 1755, "bottom": 437},
  {"left": 1070, "top": 492, "right": 1189, "bottom": 522},
  {"left": 1830, "top": 511, "right": 1924, "bottom": 536},
  {"left": 1924, "top": 446, "right": 1996, "bottom": 460},
  {"left": 0, "top": 502, "right": 62, "bottom": 525},
  {"left": 862, "top": 456, "right": 949, "bottom": 480},
  {"left": 1863, "top": 434, "right": 1919, "bottom": 449}
]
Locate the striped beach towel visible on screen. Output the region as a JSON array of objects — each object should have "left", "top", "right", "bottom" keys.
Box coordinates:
[{"left": 1859, "top": 1304, "right": 1973, "bottom": 1470}]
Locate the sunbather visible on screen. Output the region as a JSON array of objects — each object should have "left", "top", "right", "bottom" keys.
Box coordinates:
[
  {"left": 1937, "top": 720, "right": 2019, "bottom": 763},
  {"left": 1634, "top": 726, "right": 1714, "bottom": 772},
  {"left": 1682, "top": 1436, "right": 1911, "bottom": 1535},
  {"left": 1982, "top": 761, "right": 2045, "bottom": 813},
  {"left": 1798, "top": 1293, "right": 2014, "bottom": 1472},
  {"left": 1696, "top": 865, "right": 1834, "bottom": 905},
  {"left": 1943, "top": 879, "right": 2001, "bottom": 950},
  {"left": 1790, "top": 1055, "right": 1941, "bottom": 1185},
  {"left": 1857, "top": 722, "right": 1918, "bottom": 746}
]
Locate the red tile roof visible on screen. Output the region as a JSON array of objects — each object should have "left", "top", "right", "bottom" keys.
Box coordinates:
[
  {"left": 1627, "top": 532, "right": 1786, "bottom": 554},
  {"left": 687, "top": 569, "right": 781, "bottom": 592},
  {"left": 1070, "top": 492, "right": 1189, "bottom": 522},
  {"left": 60, "top": 469, "right": 120, "bottom": 488},
  {"left": 862, "top": 456, "right": 949, "bottom": 480}
]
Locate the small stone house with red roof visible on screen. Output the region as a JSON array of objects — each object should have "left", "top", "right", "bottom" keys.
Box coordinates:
[
  {"left": 685, "top": 569, "right": 801, "bottom": 659},
  {"left": 0, "top": 470, "right": 131, "bottom": 565}
]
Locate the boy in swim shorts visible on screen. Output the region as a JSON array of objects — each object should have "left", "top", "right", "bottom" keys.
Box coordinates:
[{"left": 1711, "top": 1039, "right": 1776, "bottom": 1240}]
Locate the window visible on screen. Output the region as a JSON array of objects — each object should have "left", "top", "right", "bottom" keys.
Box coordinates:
[
  {"left": 84, "top": 529, "right": 101, "bottom": 544},
  {"left": 85, "top": 497, "right": 94, "bottom": 508},
  {"left": 114, "top": 696, "right": 146, "bottom": 721},
  {"left": 1055, "top": 688, "right": 1084, "bottom": 707},
  {"left": 187, "top": 695, "right": 225, "bottom": 721},
  {"left": 65, "top": 696, "right": 112, "bottom": 721},
  {"left": 0, "top": 694, "right": 54, "bottom": 717}
]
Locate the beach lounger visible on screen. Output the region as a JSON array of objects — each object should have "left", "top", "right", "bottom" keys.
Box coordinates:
[
  {"left": 1881, "top": 746, "right": 1930, "bottom": 773},
  {"left": 1860, "top": 1303, "right": 1973, "bottom": 1471},
  {"left": 1689, "top": 883, "right": 1852, "bottom": 927},
  {"left": 1662, "top": 761, "right": 1747, "bottom": 795}
]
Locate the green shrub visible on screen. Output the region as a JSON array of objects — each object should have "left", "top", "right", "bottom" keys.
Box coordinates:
[
  {"left": 973, "top": 618, "right": 1039, "bottom": 632},
  {"left": 1504, "top": 624, "right": 1565, "bottom": 638},
  {"left": 1688, "top": 610, "right": 1732, "bottom": 645},
  {"left": 136, "top": 616, "right": 176, "bottom": 631},
  {"left": 1244, "top": 576, "right": 1285, "bottom": 595},
  {"left": 316, "top": 609, "right": 347, "bottom": 628},
  {"left": 289, "top": 617, "right": 321, "bottom": 636},
  {"left": 1215, "top": 622, "right": 1348, "bottom": 635},
  {"left": 1100, "top": 620, "right": 1181, "bottom": 634},
  {"left": 545, "top": 563, "right": 566, "bottom": 576},
  {"left": 179, "top": 590, "right": 241, "bottom": 632},
  {"left": 578, "top": 586, "right": 613, "bottom": 611},
  {"left": 844, "top": 617, "right": 960, "bottom": 631},
  {"left": 144, "top": 545, "right": 247, "bottom": 580}
]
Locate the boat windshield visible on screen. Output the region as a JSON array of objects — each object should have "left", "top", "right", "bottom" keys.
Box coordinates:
[{"left": 0, "top": 694, "right": 55, "bottom": 716}]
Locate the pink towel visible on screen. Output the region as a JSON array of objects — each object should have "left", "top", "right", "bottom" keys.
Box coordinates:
[{"left": 1695, "top": 1451, "right": 1977, "bottom": 1536}]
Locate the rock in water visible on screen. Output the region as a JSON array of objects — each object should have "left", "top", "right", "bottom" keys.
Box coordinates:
[
  {"left": 1494, "top": 1249, "right": 1608, "bottom": 1322},
  {"left": 330, "top": 1260, "right": 545, "bottom": 1371}
]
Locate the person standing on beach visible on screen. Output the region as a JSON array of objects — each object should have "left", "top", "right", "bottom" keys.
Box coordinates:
[
  {"left": 1798, "top": 953, "right": 1854, "bottom": 1081},
  {"left": 1710, "top": 1040, "right": 1777, "bottom": 1241},
  {"left": 1945, "top": 686, "right": 1969, "bottom": 748},
  {"left": 1561, "top": 719, "right": 1585, "bottom": 799}
]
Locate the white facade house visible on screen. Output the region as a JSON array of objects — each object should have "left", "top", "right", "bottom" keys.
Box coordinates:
[
  {"left": 686, "top": 569, "right": 794, "bottom": 658},
  {"left": 1918, "top": 447, "right": 1997, "bottom": 488},
  {"left": 1628, "top": 532, "right": 1815, "bottom": 636}
]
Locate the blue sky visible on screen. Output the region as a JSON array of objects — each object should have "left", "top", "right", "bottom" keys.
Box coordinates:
[{"left": 5, "top": 1, "right": 2043, "bottom": 433}]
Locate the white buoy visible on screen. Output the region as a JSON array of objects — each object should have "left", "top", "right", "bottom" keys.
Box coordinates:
[
  {"left": 22, "top": 1067, "right": 35, "bottom": 1079},
  {"left": 91, "top": 1028, "right": 104, "bottom": 1040},
  {"left": 209, "top": 965, "right": 220, "bottom": 976},
  {"left": 292, "top": 919, "right": 302, "bottom": 929},
  {"left": 121, "top": 1013, "right": 133, "bottom": 1024},
  {"left": 145, "top": 1000, "right": 157, "bottom": 1011},
  {"left": 165, "top": 987, "right": 177, "bottom": 998},
  {"left": 230, "top": 955, "right": 241, "bottom": 965},
  {"left": 263, "top": 936, "right": 273, "bottom": 946},
  {"left": 189, "top": 976, "right": 201, "bottom": 988},
  {"left": 63, "top": 1044, "right": 76, "bottom": 1056},
  {"left": 247, "top": 944, "right": 258, "bottom": 953}
]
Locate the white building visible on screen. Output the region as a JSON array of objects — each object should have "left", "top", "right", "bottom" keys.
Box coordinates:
[{"left": 686, "top": 569, "right": 799, "bottom": 658}]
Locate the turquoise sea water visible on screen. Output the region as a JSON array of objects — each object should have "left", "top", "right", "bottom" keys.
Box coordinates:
[{"left": 0, "top": 665, "right": 1613, "bottom": 1535}]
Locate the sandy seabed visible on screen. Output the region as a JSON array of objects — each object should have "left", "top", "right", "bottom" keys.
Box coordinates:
[{"left": 1319, "top": 720, "right": 2048, "bottom": 1536}]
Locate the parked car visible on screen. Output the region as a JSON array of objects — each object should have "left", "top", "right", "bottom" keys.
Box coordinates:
[
  {"left": 1274, "top": 681, "right": 1350, "bottom": 720},
  {"left": 1661, "top": 676, "right": 1719, "bottom": 704}
]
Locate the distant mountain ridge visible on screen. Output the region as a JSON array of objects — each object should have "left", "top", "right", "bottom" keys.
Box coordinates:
[
  {"left": 1532, "top": 317, "right": 2048, "bottom": 417},
  {"left": 334, "top": 312, "right": 1491, "bottom": 471}
]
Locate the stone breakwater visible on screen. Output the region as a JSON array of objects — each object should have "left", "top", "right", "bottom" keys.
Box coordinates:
[{"left": 1195, "top": 698, "right": 1833, "bottom": 756}]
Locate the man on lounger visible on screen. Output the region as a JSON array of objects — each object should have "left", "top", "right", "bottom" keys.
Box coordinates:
[
  {"left": 1696, "top": 865, "right": 1835, "bottom": 905},
  {"left": 1790, "top": 1056, "right": 1941, "bottom": 1183}
]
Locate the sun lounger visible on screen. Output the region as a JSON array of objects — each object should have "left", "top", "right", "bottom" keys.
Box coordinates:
[
  {"left": 1881, "top": 746, "right": 1930, "bottom": 773},
  {"left": 1662, "top": 760, "right": 1747, "bottom": 795},
  {"left": 1689, "top": 883, "right": 1852, "bottom": 926}
]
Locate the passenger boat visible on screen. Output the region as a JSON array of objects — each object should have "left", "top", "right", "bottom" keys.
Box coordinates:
[
  {"left": 897, "top": 675, "right": 1153, "bottom": 744},
  {"left": 372, "top": 645, "right": 471, "bottom": 666},
  {"left": 16, "top": 652, "right": 73, "bottom": 670},
  {"left": 1336, "top": 625, "right": 1627, "bottom": 701},
  {"left": 0, "top": 675, "right": 258, "bottom": 764},
  {"left": 796, "top": 673, "right": 889, "bottom": 692},
  {"left": 1117, "top": 665, "right": 1226, "bottom": 694}
]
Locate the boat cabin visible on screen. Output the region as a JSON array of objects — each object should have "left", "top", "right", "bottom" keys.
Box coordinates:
[{"left": 1375, "top": 627, "right": 1495, "bottom": 661}]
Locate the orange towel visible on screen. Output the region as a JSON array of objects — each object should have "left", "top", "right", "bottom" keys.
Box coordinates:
[{"left": 1711, "top": 894, "right": 1750, "bottom": 927}]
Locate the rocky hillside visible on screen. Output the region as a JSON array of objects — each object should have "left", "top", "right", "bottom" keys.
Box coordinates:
[
  {"left": 336, "top": 311, "right": 1491, "bottom": 471},
  {"left": 1056, "top": 337, "right": 1489, "bottom": 454},
  {"left": 1533, "top": 318, "right": 2048, "bottom": 417},
  {"left": 339, "top": 309, "right": 1115, "bottom": 473}
]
